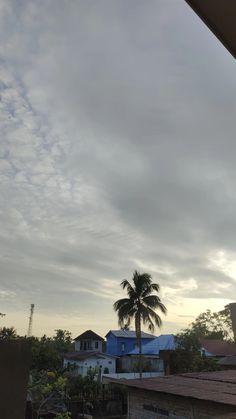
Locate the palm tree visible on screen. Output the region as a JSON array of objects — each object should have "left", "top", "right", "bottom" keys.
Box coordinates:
[{"left": 114, "top": 270, "right": 167, "bottom": 378}]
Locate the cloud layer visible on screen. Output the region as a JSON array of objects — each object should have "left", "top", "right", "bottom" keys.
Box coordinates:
[{"left": 0, "top": 0, "right": 236, "bottom": 336}]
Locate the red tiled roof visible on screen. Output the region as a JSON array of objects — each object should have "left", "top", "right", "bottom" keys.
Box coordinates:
[
  {"left": 201, "top": 339, "right": 236, "bottom": 356},
  {"left": 117, "top": 370, "right": 236, "bottom": 406}
]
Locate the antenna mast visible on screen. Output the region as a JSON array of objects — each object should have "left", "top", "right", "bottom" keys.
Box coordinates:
[{"left": 27, "top": 304, "right": 35, "bottom": 337}]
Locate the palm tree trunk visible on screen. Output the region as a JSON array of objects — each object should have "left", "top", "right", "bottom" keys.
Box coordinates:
[{"left": 135, "top": 314, "right": 142, "bottom": 379}]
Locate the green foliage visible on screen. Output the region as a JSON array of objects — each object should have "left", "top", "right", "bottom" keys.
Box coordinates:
[
  {"left": 66, "top": 368, "right": 101, "bottom": 399},
  {"left": 176, "top": 307, "right": 233, "bottom": 351},
  {"left": 41, "top": 375, "right": 68, "bottom": 396},
  {"left": 0, "top": 326, "right": 18, "bottom": 339},
  {"left": 191, "top": 309, "right": 232, "bottom": 340},
  {"left": 30, "top": 329, "right": 73, "bottom": 372},
  {"left": 169, "top": 349, "right": 220, "bottom": 374},
  {"left": 53, "top": 329, "right": 73, "bottom": 353},
  {"left": 54, "top": 413, "right": 71, "bottom": 419},
  {"left": 29, "top": 369, "right": 69, "bottom": 410},
  {"left": 173, "top": 307, "right": 233, "bottom": 374}
]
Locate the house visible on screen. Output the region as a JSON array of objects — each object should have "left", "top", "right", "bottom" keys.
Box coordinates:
[
  {"left": 63, "top": 329, "right": 116, "bottom": 376},
  {"left": 63, "top": 351, "right": 116, "bottom": 377},
  {"left": 218, "top": 356, "right": 236, "bottom": 370},
  {"left": 74, "top": 330, "right": 104, "bottom": 352},
  {"left": 117, "top": 370, "right": 236, "bottom": 418},
  {"left": 201, "top": 339, "right": 236, "bottom": 358},
  {"left": 106, "top": 330, "right": 155, "bottom": 356},
  {"left": 118, "top": 334, "right": 175, "bottom": 374},
  {"left": 127, "top": 334, "right": 175, "bottom": 356}
]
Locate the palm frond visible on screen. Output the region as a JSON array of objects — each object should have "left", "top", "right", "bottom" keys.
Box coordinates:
[
  {"left": 142, "top": 295, "right": 167, "bottom": 314},
  {"left": 147, "top": 307, "right": 163, "bottom": 328},
  {"left": 113, "top": 298, "right": 131, "bottom": 311},
  {"left": 114, "top": 298, "right": 136, "bottom": 328},
  {"left": 139, "top": 304, "right": 155, "bottom": 334},
  {"left": 142, "top": 282, "right": 160, "bottom": 297},
  {"left": 120, "top": 280, "right": 136, "bottom": 299},
  {"left": 133, "top": 271, "right": 152, "bottom": 296}
]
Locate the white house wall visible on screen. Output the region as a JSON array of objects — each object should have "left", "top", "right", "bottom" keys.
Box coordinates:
[
  {"left": 75, "top": 340, "right": 103, "bottom": 352},
  {"left": 64, "top": 356, "right": 116, "bottom": 377}
]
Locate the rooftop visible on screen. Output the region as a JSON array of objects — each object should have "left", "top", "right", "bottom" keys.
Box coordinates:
[
  {"left": 64, "top": 351, "right": 116, "bottom": 361},
  {"left": 106, "top": 330, "right": 155, "bottom": 339},
  {"left": 185, "top": 0, "right": 236, "bottom": 58},
  {"left": 128, "top": 334, "right": 175, "bottom": 355},
  {"left": 119, "top": 370, "right": 236, "bottom": 406},
  {"left": 74, "top": 330, "right": 104, "bottom": 342},
  {"left": 201, "top": 339, "right": 236, "bottom": 356},
  {"left": 218, "top": 356, "right": 236, "bottom": 366}
]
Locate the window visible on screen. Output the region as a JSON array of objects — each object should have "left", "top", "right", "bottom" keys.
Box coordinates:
[
  {"left": 108, "top": 361, "right": 112, "bottom": 364},
  {"left": 121, "top": 342, "right": 125, "bottom": 352},
  {"left": 95, "top": 341, "right": 98, "bottom": 349}
]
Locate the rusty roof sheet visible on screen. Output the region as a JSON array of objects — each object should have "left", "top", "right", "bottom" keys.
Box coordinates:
[
  {"left": 119, "top": 370, "right": 236, "bottom": 406},
  {"left": 201, "top": 339, "right": 236, "bottom": 356}
]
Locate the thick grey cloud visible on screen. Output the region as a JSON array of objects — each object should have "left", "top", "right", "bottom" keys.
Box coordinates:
[{"left": 0, "top": 0, "right": 235, "bottom": 336}]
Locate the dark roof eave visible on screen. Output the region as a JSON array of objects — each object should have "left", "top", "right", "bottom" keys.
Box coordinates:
[{"left": 185, "top": 0, "right": 236, "bottom": 59}]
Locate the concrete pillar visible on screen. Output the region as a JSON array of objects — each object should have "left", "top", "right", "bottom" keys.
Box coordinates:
[{"left": 0, "top": 339, "right": 31, "bottom": 419}]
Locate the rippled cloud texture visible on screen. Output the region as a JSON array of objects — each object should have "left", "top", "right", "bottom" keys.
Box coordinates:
[{"left": 0, "top": 1, "right": 235, "bottom": 336}]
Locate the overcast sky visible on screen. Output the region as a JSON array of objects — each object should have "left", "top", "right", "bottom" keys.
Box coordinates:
[{"left": 0, "top": 1, "right": 236, "bottom": 338}]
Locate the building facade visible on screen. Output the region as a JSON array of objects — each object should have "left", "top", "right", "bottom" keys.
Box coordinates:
[
  {"left": 106, "top": 330, "right": 155, "bottom": 356},
  {"left": 74, "top": 330, "right": 104, "bottom": 352},
  {"left": 63, "top": 351, "right": 116, "bottom": 377},
  {"left": 121, "top": 370, "right": 236, "bottom": 419}
]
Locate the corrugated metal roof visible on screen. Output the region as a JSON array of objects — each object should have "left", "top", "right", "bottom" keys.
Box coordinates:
[
  {"left": 218, "top": 356, "right": 236, "bottom": 366},
  {"left": 201, "top": 339, "right": 236, "bottom": 356},
  {"left": 117, "top": 370, "right": 236, "bottom": 406},
  {"left": 106, "top": 330, "right": 155, "bottom": 339},
  {"left": 64, "top": 351, "right": 116, "bottom": 361},
  {"left": 128, "top": 334, "right": 175, "bottom": 355}
]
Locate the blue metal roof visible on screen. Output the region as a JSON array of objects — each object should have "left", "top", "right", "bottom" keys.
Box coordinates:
[
  {"left": 106, "top": 330, "right": 155, "bottom": 339},
  {"left": 128, "top": 334, "right": 175, "bottom": 355}
]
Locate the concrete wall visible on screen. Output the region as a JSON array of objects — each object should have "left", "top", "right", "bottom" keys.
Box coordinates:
[
  {"left": 102, "top": 372, "right": 164, "bottom": 384},
  {"left": 0, "top": 339, "right": 31, "bottom": 419},
  {"left": 64, "top": 355, "right": 116, "bottom": 376},
  {"left": 128, "top": 388, "right": 236, "bottom": 419}
]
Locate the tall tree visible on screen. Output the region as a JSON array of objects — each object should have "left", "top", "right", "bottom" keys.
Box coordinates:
[
  {"left": 176, "top": 307, "right": 233, "bottom": 351},
  {"left": 114, "top": 270, "right": 167, "bottom": 378},
  {"left": 0, "top": 326, "right": 17, "bottom": 339}
]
